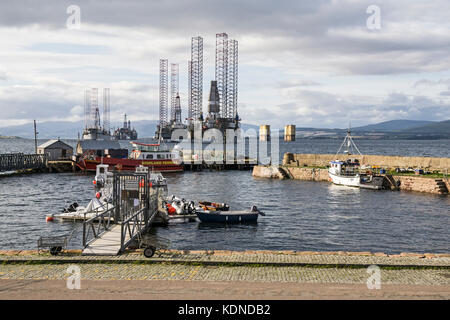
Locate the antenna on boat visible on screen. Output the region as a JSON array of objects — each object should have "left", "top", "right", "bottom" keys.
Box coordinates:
[{"left": 336, "top": 122, "right": 362, "bottom": 156}]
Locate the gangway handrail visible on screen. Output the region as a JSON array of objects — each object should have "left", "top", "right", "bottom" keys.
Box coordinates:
[
  {"left": 82, "top": 205, "right": 115, "bottom": 247},
  {"left": 119, "top": 196, "right": 159, "bottom": 253},
  {"left": 120, "top": 206, "right": 147, "bottom": 252}
]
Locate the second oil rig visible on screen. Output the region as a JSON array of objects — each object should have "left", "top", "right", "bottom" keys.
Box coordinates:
[
  {"left": 113, "top": 114, "right": 138, "bottom": 140},
  {"left": 155, "top": 33, "right": 240, "bottom": 141}
]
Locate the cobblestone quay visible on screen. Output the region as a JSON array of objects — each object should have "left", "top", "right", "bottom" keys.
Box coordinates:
[{"left": 0, "top": 250, "right": 449, "bottom": 299}]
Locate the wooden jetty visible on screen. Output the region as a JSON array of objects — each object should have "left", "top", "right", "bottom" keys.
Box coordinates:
[
  {"left": 0, "top": 153, "right": 47, "bottom": 172},
  {"left": 47, "top": 159, "right": 79, "bottom": 172}
]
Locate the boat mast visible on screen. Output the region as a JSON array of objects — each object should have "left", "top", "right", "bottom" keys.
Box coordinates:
[{"left": 335, "top": 124, "right": 362, "bottom": 156}]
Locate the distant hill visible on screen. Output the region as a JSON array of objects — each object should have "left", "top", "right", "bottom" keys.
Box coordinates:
[
  {"left": 0, "top": 120, "right": 259, "bottom": 139},
  {"left": 352, "top": 120, "right": 435, "bottom": 132},
  {"left": 0, "top": 120, "right": 158, "bottom": 139},
  {"left": 399, "top": 120, "right": 450, "bottom": 134},
  {"left": 292, "top": 119, "right": 449, "bottom": 139},
  {"left": 0, "top": 121, "right": 84, "bottom": 139}
]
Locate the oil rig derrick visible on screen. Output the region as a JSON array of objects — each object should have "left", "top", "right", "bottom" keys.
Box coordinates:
[
  {"left": 156, "top": 33, "right": 239, "bottom": 141},
  {"left": 82, "top": 88, "right": 113, "bottom": 140}
]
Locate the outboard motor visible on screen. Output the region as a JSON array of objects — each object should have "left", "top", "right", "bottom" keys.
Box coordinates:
[
  {"left": 68, "top": 202, "right": 78, "bottom": 212},
  {"left": 62, "top": 202, "right": 79, "bottom": 213},
  {"left": 188, "top": 201, "right": 195, "bottom": 214}
]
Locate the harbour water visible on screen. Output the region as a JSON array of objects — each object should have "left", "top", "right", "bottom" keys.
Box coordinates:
[{"left": 0, "top": 138, "right": 449, "bottom": 253}]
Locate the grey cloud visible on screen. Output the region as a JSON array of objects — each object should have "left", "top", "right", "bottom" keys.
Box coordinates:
[
  {"left": 258, "top": 89, "right": 450, "bottom": 127},
  {"left": 278, "top": 79, "right": 322, "bottom": 88},
  {"left": 1, "top": 0, "right": 449, "bottom": 127},
  {"left": 1, "top": 1, "right": 450, "bottom": 75}
]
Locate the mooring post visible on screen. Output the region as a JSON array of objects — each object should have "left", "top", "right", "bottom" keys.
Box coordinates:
[{"left": 34, "top": 120, "right": 38, "bottom": 154}]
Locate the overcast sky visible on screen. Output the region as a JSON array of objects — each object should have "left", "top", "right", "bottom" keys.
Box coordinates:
[{"left": 0, "top": 0, "right": 449, "bottom": 129}]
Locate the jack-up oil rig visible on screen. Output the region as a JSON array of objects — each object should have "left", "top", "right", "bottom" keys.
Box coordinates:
[
  {"left": 82, "top": 88, "right": 112, "bottom": 140},
  {"left": 155, "top": 33, "right": 240, "bottom": 141},
  {"left": 113, "top": 114, "right": 138, "bottom": 140}
]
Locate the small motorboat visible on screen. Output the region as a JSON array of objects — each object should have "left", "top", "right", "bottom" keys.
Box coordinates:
[
  {"left": 196, "top": 206, "right": 265, "bottom": 223},
  {"left": 198, "top": 201, "right": 230, "bottom": 211},
  {"left": 46, "top": 165, "right": 114, "bottom": 221},
  {"left": 165, "top": 195, "right": 196, "bottom": 215}
]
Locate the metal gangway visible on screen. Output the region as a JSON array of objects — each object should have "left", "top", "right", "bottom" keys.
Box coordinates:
[
  {"left": 0, "top": 153, "right": 47, "bottom": 172},
  {"left": 82, "top": 170, "right": 161, "bottom": 256}
]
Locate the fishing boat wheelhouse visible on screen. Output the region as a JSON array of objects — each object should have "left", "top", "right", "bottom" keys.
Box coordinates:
[{"left": 129, "top": 142, "right": 175, "bottom": 161}]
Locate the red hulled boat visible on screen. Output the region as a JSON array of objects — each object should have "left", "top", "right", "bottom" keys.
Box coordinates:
[{"left": 78, "top": 141, "right": 183, "bottom": 173}]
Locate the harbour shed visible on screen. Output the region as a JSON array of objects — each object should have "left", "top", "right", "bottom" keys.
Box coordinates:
[
  {"left": 76, "top": 139, "right": 128, "bottom": 158},
  {"left": 37, "top": 139, "right": 73, "bottom": 160}
]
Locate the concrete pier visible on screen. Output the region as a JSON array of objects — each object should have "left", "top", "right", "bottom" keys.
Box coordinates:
[{"left": 284, "top": 125, "right": 296, "bottom": 141}]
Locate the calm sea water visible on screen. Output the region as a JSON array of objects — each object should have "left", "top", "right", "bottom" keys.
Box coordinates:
[
  {"left": 0, "top": 138, "right": 449, "bottom": 253},
  {"left": 1, "top": 137, "right": 450, "bottom": 158}
]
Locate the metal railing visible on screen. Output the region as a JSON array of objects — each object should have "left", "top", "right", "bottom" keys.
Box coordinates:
[
  {"left": 120, "top": 195, "right": 158, "bottom": 252},
  {"left": 82, "top": 206, "right": 115, "bottom": 247},
  {"left": 0, "top": 153, "right": 47, "bottom": 172},
  {"left": 82, "top": 171, "right": 160, "bottom": 252},
  {"left": 120, "top": 207, "right": 147, "bottom": 251}
]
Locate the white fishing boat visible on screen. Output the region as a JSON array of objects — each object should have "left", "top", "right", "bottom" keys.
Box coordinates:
[{"left": 328, "top": 128, "right": 384, "bottom": 190}]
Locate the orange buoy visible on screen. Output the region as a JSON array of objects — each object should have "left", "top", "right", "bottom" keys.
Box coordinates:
[
  {"left": 166, "top": 203, "right": 176, "bottom": 215},
  {"left": 46, "top": 216, "right": 54, "bottom": 222},
  {"left": 96, "top": 192, "right": 101, "bottom": 199}
]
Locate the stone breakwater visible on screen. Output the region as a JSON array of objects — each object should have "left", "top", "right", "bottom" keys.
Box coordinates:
[
  {"left": 283, "top": 153, "right": 450, "bottom": 172},
  {"left": 252, "top": 165, "right": 449, "bottom": 195}
]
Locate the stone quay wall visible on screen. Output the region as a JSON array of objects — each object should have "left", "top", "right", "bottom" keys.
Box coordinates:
[
  {"left": 253, "top": 165, "right": 329, "bottom": 181},
  {"left": 283, "top": 153, "right": 450, "bottom": 173},
  {"left": 252, "top": 165, "right": 449, "bottom": 194}
]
